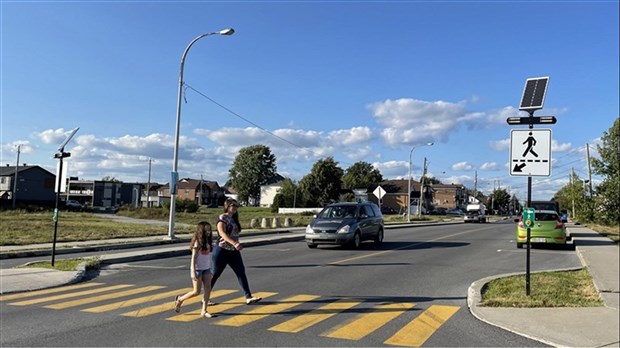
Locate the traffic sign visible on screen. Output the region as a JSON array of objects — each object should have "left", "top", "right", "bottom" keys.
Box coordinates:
[
  {"left": 523, "top": 208, "right": 535, "bottom": 226},
  {"left": 510, "top": 129, "right": 552, "bottom": 176},
  {"left": 373, "top": 185, "right": 386, "bottom": 200}
]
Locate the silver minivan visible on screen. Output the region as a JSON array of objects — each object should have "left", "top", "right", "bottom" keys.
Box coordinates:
[{"left": 305, "top": 202, "right": 384, "bottom": 249}]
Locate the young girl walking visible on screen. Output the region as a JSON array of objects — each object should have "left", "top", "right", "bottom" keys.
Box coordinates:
[{"left": 174, "top": 221, "right": 215, "bottom": 318}]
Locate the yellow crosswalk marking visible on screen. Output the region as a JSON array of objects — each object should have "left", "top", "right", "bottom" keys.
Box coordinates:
[
  {"left": 126, "top": 289, "right": 238, "bottom": 318},
  {"left": 44, "top": 285, "right": 165, "bottom": 309},
  {"left": 384, "top": 305, "right": 460, "bottom": 347},
  {"left": 168, "top": 292, "right": 278, "bottom": 324},
  {"left": 322, "top": 302, "right": 415, "bottom": 340},
  {"left": 9, "top": 284, "right": 133, "bottom": 306},
  {"left": 268, "top": 298, "right": 361, "bottom": 333},
  {"left": 216, "top": 295, "right": 319, "bottom": 327},
  {"left": 0, "top": 282, "right": 104, "bottom": 302},
  {"left": 83, "top": 288, "right": 192, "bottom": 313}
]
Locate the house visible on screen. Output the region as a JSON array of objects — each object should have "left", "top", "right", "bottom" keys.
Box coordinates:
[
  {"left": 367, "top": 179, "right": 432, "bottom": 214},
  {"left": 66, "top": 179, "right": 124, "bottom": 208},
  {"left": 430, "top": 183, "right": 468, "bottom": 210},
  {"left": 259, "top": 174, "right": 287, "bottom": 207},
  {"left": 0, "top": 164, "right": 56, "bottom": 208},
  {"left": 159, "top": 178, "right": 224, "bottom": 207}
]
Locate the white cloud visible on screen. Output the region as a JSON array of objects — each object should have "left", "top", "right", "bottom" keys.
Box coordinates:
[
  {"left": 452, "top": 161, "right": 473, "bottom": 171},
  {"left": 551, "top": 140, "right": 572, "bottom": 152},
  {"left": 490, "top": 138, "right": 510, "bottom": 151},
  {"left": 480, "top": 162, "right": 498, "bottom": 170},
  {"left": 328, "top": 126, "right": 373, "bottom": 146}
]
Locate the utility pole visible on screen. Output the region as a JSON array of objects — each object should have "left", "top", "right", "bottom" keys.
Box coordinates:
[
  {"left": 586, "top": 144, "right": 593, "bottom": 197},
  {"left": 146, "top": 159, "right": 152, "bottom": 208},
  {"left": 12, "top": 144, "right": 21, "bottom": 209},
  {"left": 473, "top": 170, "right": 477, "bottom": 200},
  {"left": 571, "top": 168, "right": 576, "bottom": 219},
  {"left": 417, "top": 157, "right": 428, "bottom": 218},
  {"left": 199, "top": 174, "right": 204, "bottom": 205}
]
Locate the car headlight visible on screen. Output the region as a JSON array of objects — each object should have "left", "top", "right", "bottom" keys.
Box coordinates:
[
  {"left": 337, "top": 225, "right": 350, "bottom": 234},
  {"left": 306, "top": 225, "right": 314, "bottom": 233}
]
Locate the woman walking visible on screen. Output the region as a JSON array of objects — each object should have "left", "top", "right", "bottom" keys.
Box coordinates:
[
  {"left": 174, "top": 221, "right": 215, "bottom": 318},
  {"left": 210, "top": 198, "right": 261, "bottom": 305}
]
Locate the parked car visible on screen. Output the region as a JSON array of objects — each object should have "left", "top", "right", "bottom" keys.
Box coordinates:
[
  {"left": 65, "top": 199, "right": 84, "bottom": 211},
  {"left": 515, "top": 210, "right": 567, "bottom": 249},
  {"left": 446, "top": 208, "right": 463, "bottom": 215},
  {"left": 560, "top": 209, "right": 569, "bottom": 223},
  {"left": 305, "top": 202, "right": 384, "bottom": 249},
  {"left": 431, "top": 207, "right": 447, "bottom": 215}
]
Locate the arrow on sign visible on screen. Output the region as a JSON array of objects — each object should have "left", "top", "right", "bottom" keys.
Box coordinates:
[{"left": 513, "top": 163, "right": 526, "bottom": 172}]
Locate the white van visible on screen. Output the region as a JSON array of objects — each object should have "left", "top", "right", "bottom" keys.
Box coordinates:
[{"left": 464, "top": 204, "right": 486, "bottom": 223}]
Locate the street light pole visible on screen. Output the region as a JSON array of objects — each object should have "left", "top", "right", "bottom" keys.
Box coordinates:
[
  {"left": 407, "top": 142, "right": 433, "bottom": 222},
  {"left": 168, "top": 28, "right": 235, "bottom": 240}
]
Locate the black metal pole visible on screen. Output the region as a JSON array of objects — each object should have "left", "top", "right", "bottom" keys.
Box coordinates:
[
  {"left": 526, "top": 175, "right": 532, "bottom": 296},
  {"left": 51, "top": 156, "right": 64, "bottom": 267}
]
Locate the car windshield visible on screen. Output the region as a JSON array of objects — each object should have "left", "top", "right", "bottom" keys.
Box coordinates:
[
  {"left": 319, "top": 205, "right": 357, "bottom": 218},
  {"left": 535, "top": 212, "right": 559, "bottom": 221}
]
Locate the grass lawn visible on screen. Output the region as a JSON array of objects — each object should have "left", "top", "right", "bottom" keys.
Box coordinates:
[{"left": 481, "top": 269, "right": 604, "bottom": 308}]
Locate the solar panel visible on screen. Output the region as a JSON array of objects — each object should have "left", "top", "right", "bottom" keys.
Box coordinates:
[{"left": 519, "top": 77, "right": 549, "bottom": 111}]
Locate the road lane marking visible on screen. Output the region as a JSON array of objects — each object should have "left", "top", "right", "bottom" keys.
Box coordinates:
[
  {"left": 321, "top": 302, "right": 415, "bottom": 340},
  {"left": 268, "top": 298, "right": 361, "bottom": 333},
  {"left": 44, "top": 285, "right": 165, "bottom": 309},
  {"left": 330, "top": 226, "right": 498, "bottom": 265},
  {"left": 384, "top": 305, "right": 460, "bottom": 347},
  {"left": 9, "top": 284, "right": 133, "bottom": 306},
  {"left": 213, "top": 294, "right": 318, "bottom": 327},
  {"left": 83, "top": 287, "right": 192, "bottom": 313},
  {"left": 0, "top": 282, "right": 104, "bottom": 302},
  {"left": 126, "top": 289, "right": 238, "bottom": 318},
  {"left": 168, "top": 291, "right": 277, "bottom": 323}
]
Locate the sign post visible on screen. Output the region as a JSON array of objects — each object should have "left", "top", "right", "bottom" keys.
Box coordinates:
[
  {"left": 507, "top": 77, "right": 556, "bottom": 296},
  {"left": 373, "top": 185, "right": 386, "bottom": 209}
]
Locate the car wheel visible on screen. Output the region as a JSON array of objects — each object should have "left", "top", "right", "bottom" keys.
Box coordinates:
[
  {"left": 350, "top": 232, "right": 361, "bottom": 249},
  {"left": 374, "top": 229, "right": 384, "bottom": 244},
  {"left": 517, "top": 243, "right": 523, "bottom": 249},
  {"left": 307, "top": 243, "right": 317, "bottom": 249}
]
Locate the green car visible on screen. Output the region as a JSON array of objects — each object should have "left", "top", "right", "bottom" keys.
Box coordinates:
[{"left": 515, "top": 210, "right": 567, "bottom": 248}]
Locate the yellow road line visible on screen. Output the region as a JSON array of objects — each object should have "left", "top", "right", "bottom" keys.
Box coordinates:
[
  {"left": 215, "top": 294, "right": 316, "bottom": 327},
  {"left": 322, "top": 302, "right": 415, "bottom": 340},
  {"left": 44, "top": 285, "right": 165, "bottom": 309},
  {"left": 0, "top": 282, "right": 104, "bottom": 302},
  {"left": 268, "top": 298, "right": 361, "bottom": 333},
  {"left": 384, "top": 305, "right": 460, "bottom": 347},
  {"left": 168, "top": 291, "right": 276, "bottom": 323},
  {"left": 83, "top": 287, "right": 192, "bottom": 313},
  {"left": 330, "top": 226, "right": 497, "bottom": 265},
  {"left": 9, "top": 284, "right": 133, "bottom": 306},
  {"left": 127, "top": 289, "right": 238, "bottom": 318}
]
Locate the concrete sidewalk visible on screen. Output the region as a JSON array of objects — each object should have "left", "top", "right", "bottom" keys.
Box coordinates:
[{"left": 1, "top": 223, "right": 618, "bottom": 347}]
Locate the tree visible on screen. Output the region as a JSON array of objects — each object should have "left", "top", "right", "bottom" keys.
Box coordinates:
[
  {"left": 421, "top": 176, "right": 442, "bottom": 185},
  {"left": 342, "top": 161, "right": 383, "bottom": 190},
  {"left": 590, "top": 117, "right": 620, "bottom": 225},
  {"left": 299, "top": 157, "right": 344, "bottom": 207},
  {"left": 554, "top": 171, "right": 590, "bottom": 222},
  {"left": 228, "top": 145, "right": 277, "bottom": 205},
  {"left": 271, "top": 178, "right": 301, "bottom": 209},
  {"left": 489, "top": 188, "right": 510, "bottom": 213}
]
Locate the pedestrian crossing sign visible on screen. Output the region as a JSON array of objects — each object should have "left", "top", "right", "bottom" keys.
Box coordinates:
[
  {"left": 523, "top": 208, "right": 535, "bottom": 227},
  {"left": 509, "top": 129, "right": 552, "bottom": 177}
]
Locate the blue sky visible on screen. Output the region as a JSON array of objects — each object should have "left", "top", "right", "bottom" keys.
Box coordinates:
[{"left": 1, "top": 1, "right": 618, "bottom": 202}]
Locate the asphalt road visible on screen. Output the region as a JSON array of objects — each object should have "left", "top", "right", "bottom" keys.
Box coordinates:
[{"left": 2, "top": 220, "right": 581, "bottom": 346}]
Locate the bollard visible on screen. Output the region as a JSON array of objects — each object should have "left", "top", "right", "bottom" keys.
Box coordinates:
[
  {"left": 250, "top": 218, "right": 259, "bottom": 229},
  {"left": 284, "top": 217, "right": 292, "bottom": 227},
  {"left": 261, "top": 218, "right": 269, "bottom": 229},
  {"left": 272, "top": 217, "right": 280, "bottom": 228}
]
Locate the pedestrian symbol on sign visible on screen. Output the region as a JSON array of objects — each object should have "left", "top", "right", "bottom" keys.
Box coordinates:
[{"left": 522, "top": 132, "right": 539, "bottom": 157}]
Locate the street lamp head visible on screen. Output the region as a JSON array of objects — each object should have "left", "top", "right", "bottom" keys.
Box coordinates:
[{"left": 218, "top": 28, "right": 235, "bottom": 35}]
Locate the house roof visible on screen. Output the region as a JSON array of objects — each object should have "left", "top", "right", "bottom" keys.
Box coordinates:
[
  {"left": 368, "top": 179, "right": 421, "bottom": 194},
  {"left": 0, "top": 165, "right": 54, "bottom": 177}
]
